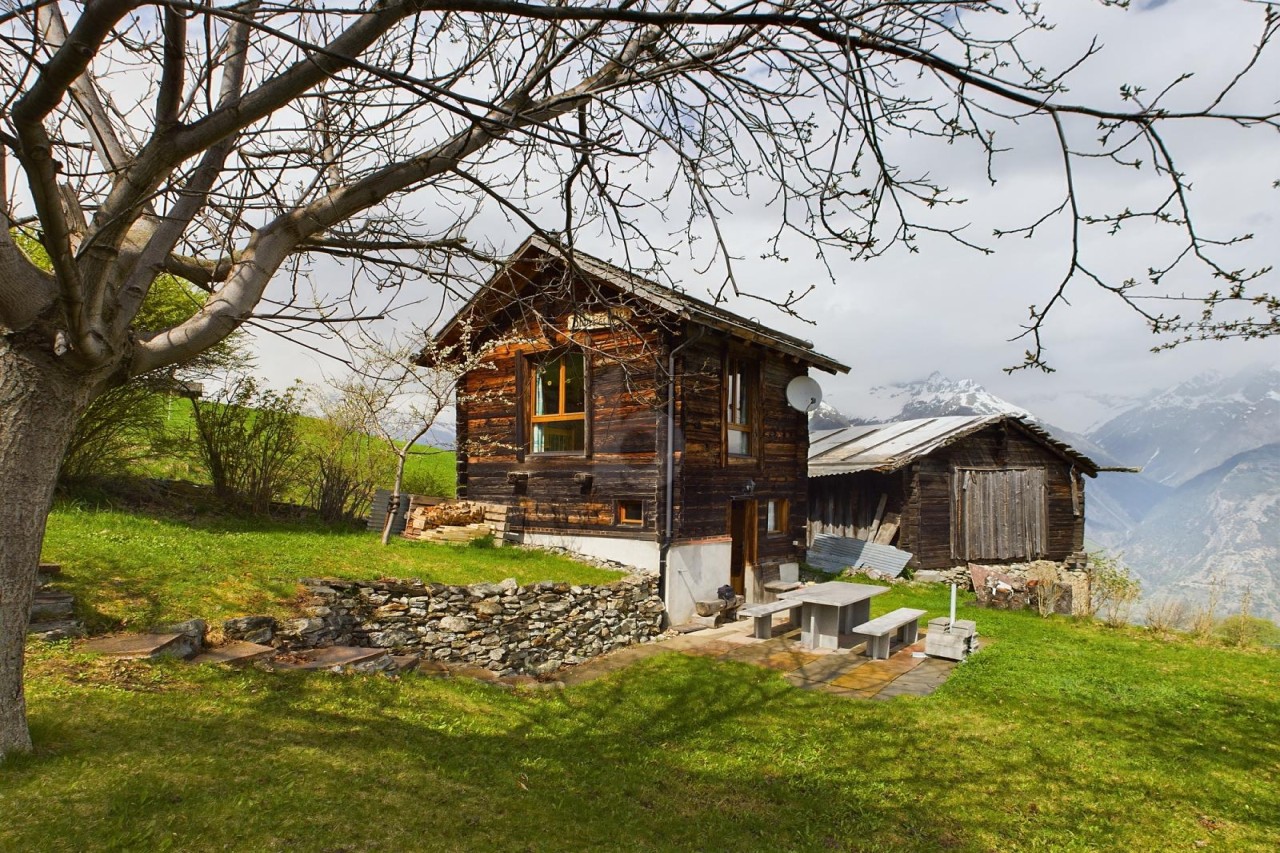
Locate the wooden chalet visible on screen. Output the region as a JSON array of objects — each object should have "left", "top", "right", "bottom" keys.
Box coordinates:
[
  {"left": 427, "top": 236, "right": 848, "bottom": 624},
  {"left": 807, "top": 415, "right": 1100, "bottom": 570}
]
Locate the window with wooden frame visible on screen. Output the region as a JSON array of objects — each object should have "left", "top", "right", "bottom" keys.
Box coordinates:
[
  {"left": 724, "top": 356, "right": 758, "bottom": 457},
  {"left": 616, "top": 499, "right": 644, "bottom": 526},
  {"left": 530, "top": 351, "right": 587, "bottom": 453},
  {"left": 765, "top": 499, "right": 788, "bottom": 536}
]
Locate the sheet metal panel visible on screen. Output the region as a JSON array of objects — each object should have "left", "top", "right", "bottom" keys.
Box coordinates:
[{"left": 807, "top": 533, "right": 914, "bottom": 577}]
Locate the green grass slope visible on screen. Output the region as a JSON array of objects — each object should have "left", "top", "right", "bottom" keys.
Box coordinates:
[
  {"left": 41, "top": 505, "right": 620, "bottom": 630},
  {"left": 6, "top": 582, "right": 1277, "bottom": 851}
]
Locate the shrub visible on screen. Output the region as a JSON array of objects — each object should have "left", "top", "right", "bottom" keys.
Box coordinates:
[
  {"left": 1027, "top": 561, "right": 1060, "bottom": 618},
  {"left": 189, "top": 376, "right": 304, "bottom": 514},
  {"left": 1143, "top": 597, "right": 1187, "bottom": 635},
  {"left": 1087, "top": 552, "right": 1141, "bottom": 628},
  {"left": 1189, "top": 575, "right": 1225, "bottom": 640}
]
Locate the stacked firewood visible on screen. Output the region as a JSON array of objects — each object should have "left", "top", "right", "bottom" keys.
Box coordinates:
[{"left": 402, "top": 501, "right": 517, "bottom": 544}]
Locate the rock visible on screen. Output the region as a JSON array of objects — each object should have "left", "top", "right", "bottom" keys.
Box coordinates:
[
  {"left": 162, "top": 618, "right": 208, "bottom": 657},
  {"left": 223, "top": 615, "right": 277, "bottom": 645},
  {"left": 472, "top": 600, "right": 504, "bottom": 616},
  {"left": 438, "top": 615, "right": 470, "bottom": 633}
]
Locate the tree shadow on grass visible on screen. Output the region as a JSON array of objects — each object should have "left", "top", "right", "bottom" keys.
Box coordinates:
[{"left": 11, "top": 644, "right": 1280, "bottom": 852}]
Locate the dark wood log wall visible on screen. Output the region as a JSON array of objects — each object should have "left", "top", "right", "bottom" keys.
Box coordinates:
[
  {"left": 455, "top": 286, "right": 814, "bottom": 580},
  {"left": 809, "top": 423, "right": 1087, "bottom": 570},
  {"left": 458, "top": 309, "right": 668, "bottom": 539},
  {"left": 909, "top": 423, "right": 1085, "bottom": 568},
  {"left": 674, "top": 337, "right": 810, "bottom": 574}
]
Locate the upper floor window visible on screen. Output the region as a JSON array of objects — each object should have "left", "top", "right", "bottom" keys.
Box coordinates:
[
  {"left": 725, "top": 356, "right": 756, "bottom": 457},
  {"left": 531, "top": 351, "right": 586, "bottom": 453}
]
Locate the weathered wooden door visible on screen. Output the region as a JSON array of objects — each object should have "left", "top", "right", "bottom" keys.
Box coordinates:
[
  {"left": 729, "top": 499, "right": 757, "bottom": 595},
  {"left": 952, "top": 468, "right": 1047, "bottom": 561}
]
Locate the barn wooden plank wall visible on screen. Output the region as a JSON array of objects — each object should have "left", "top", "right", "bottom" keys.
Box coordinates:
[{"left": 808, "top": 422, "right": 1086, "bottom": 570}]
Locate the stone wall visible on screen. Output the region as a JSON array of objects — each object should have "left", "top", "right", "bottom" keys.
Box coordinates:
[
  {"left": 969, "top": 562, "right": 1090, "bottom": 616},
  {"left": 274, "top": 574, "right": 665, "bottom": 677}
]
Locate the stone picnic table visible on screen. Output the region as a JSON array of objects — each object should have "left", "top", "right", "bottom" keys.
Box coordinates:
[{"left": 778, "top": 582, "right": 890, "bottom": 650}]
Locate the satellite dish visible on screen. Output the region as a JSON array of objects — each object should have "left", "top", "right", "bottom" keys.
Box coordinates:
[{"left": 786, "top": 375, "right": 823, "bottom": 413}]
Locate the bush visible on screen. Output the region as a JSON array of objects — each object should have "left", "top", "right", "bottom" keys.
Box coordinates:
[
  {"left": 1189, "top": 575, "right": 1225, "bottom": 640},
  {"left": 189, "top": 376, "right": 304, "bottom": 514},
  {"left": 1027, "top": 561, "right": 1060, "bottom": 618},
  {"left": 304, "top": 393, "right": 393, "bottom": 525},
  {"left": 1087, "top": 552, "right": 1141, "bottom": 628},
  {"left": 1143, "top": 597, "right": 1187, "bottom": 635}
]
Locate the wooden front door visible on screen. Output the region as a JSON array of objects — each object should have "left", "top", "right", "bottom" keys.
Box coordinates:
[{"left": 729, "top": 499, "right": 757, "bottom": 596}]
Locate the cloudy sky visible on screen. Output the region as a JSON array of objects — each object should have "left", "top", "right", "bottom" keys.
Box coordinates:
[{"left": 252, "top": 0, "right": 1279, "bottom": 433}]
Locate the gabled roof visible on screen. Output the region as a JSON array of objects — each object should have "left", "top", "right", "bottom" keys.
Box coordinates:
[
  {"left": 433, "top": 235, "right": 849, "bottom": 374},
  {"left": 808, "top": 414, "right": 1101, "bottom": 477}
]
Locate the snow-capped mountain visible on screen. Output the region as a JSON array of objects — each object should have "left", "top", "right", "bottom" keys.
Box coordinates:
[
  {"left": 1086, "top": 365, "right": 1280, "bottom": 487},
  {"left": 807, "top": 400, "right": 855, "bottom": 431},
  {"left": 872, "top": 371, "right": 1035, "bottom": 422}
]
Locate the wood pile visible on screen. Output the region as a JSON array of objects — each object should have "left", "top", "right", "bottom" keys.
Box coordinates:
[{"left": 402, "top": 501, "right": 520, "bottom": 544}]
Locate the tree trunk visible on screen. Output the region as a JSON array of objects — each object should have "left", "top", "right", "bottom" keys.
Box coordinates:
[
  {"left": 0, "top": 334, "right": 96, "bottom": 759},
  {"left": 379, "top": 451, "right": 409, "bottom": 546}
]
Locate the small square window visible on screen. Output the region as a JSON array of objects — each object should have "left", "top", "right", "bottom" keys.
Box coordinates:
[
  {"left": 766, "top": 499, "right": 788, "bottom": 535},
  {"left": 616, "top": 500, "right": 644, "bottom": 526}
]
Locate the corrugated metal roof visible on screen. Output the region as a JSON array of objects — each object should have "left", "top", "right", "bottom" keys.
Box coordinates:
[
  {"left": 808, "top": 414, "right": 1100, "bottom": 477},
  {"left": 433, "top": 235, "right": 849, "bottom": 375}
]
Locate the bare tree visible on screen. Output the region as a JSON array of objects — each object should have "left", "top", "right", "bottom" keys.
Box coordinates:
[
  {"left": 336, "top": 328, "right": 497, "bottom": 544},
  {"left": 0, "top": 0, "right": 1276, "bottom": 756}
]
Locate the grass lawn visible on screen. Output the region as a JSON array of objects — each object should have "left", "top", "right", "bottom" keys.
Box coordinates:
[
  {"left": 40, "top": 504, "right": 622, "bottom": 631},
  {"left": 5, "top": 580, "right": 1279, "bottom": 850}
]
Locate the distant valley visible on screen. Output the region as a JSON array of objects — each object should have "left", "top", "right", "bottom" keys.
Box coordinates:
[{"left": 812, "top": 367, "right": 1280, "bottom": 621}]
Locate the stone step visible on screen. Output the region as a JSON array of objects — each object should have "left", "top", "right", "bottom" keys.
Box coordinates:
[
  {"left": 82, "top": 633, "right": 189, "bottom": 660},
  {"left": 191, "top": 641, "right": 277, "bottom": 666},
  {"left": 266, "top": 646, "right": 390, "bottom": 672},
  {"left": 36, "top": 562, "right": 62, "bottom": 588},
  {"left": 30, "top": 591, "right": 76, "bottom": 622},
  {"left": 27, "top": 619, "right": 86, "bottom": 641},
  {"left": 390, "top": 653, "right": 422, "bottom": 673}
]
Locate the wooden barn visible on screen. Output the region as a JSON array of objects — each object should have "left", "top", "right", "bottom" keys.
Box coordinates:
[
  {"left": 807, "top": 415, "right": 1100, "bottom": 570},
  {"left": 427, "top": 236, "right": 848, "bottom": 624}
]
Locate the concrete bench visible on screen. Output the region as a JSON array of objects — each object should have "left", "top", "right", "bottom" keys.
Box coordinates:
[
  {"left": 851, "top": 608, "right": 928, "bottom": 659},
  {"left": 739, "top": 600, "right": 803, "bottom": 640}
]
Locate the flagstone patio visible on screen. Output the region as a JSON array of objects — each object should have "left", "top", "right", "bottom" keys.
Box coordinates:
[{"left": 560, "top": 617, "right": 963, "bottom": 699}]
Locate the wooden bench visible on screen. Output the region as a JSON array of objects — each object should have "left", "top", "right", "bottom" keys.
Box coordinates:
[
  {"left": 851, "top": 608, "right": 927, "bottom": 659},
  {"left": 739, "top": 600, "right": 804, "bottom": 640}
]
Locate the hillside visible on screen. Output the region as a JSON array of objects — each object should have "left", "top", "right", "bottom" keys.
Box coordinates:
[
  {"left": 124, "top": 394, "right": 456, "bottom": 501},
  {"left": 812, "top": 369, "right": 1280, "bottom": 619},
  {"left": 1120, "top": 444, "right": 1280, "bottom": 621},
  {"left": 1087, "top": 365, "right": 1280, "bottom": 487}
]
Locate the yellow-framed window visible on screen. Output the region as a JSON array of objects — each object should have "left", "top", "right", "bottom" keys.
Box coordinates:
[
  {"left": 616, "top": 499, "right": 644, "bottom": 526},
  {"left": 531, "top": 352, "right": 586, "bottom": 453}
]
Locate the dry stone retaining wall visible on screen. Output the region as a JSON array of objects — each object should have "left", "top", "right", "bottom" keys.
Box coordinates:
[{"left": 274, "top": 574, "right": 664, "bottom": 677}]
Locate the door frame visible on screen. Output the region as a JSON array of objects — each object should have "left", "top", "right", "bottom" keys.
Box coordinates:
[{"left": 728, "top": 498, "right": 758, "bottom": 596}]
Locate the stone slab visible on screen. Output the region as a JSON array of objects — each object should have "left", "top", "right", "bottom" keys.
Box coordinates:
[
  {"left": 391, "top": 654, "right": 422, "bottom": 673},
  {"left": 27, "top": 619, "right": 85, "bottom": 641},
  {"left": 83, "top": 633, "right": 187, "bottom": 660},
  {"left": 191, "top": 641, "right": 277, "bottom": 666},
  {"left": 268, "top": 646, "right": 388, "bottom": 671},
  {"left": 30, "top": 591, "right": 76, "bottom": 621}
]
